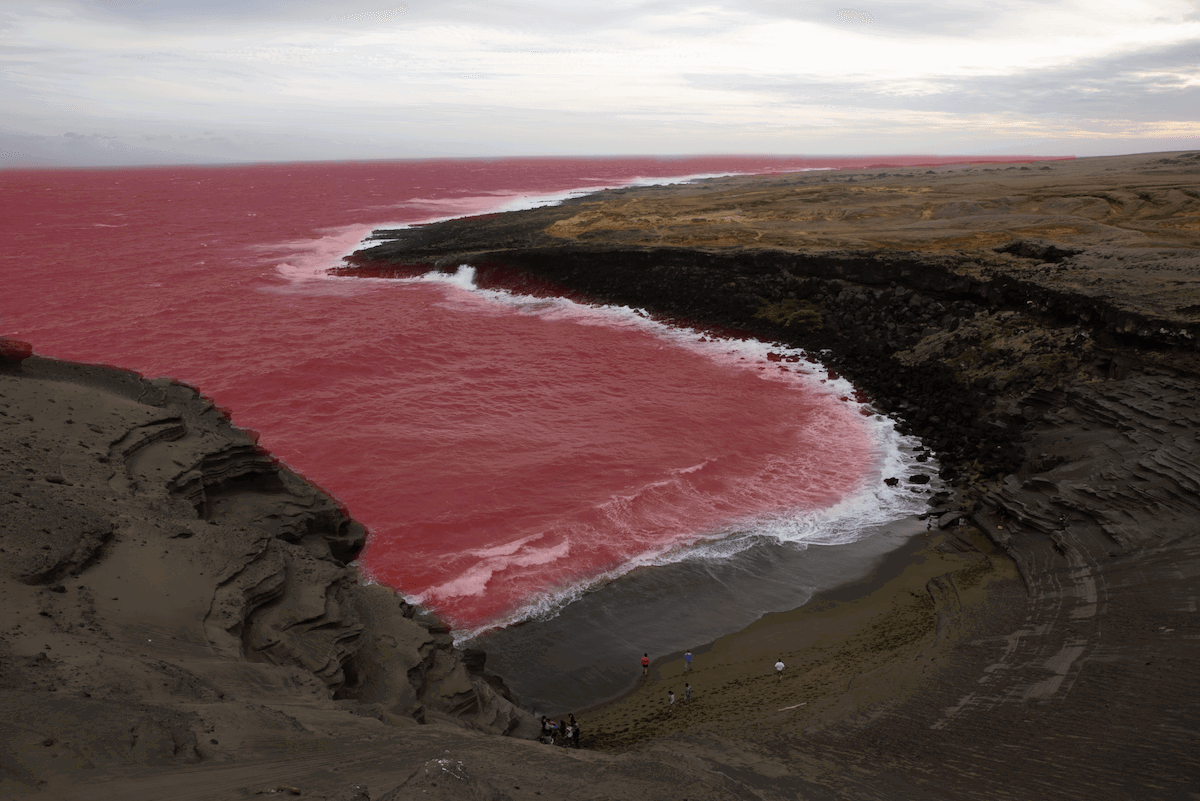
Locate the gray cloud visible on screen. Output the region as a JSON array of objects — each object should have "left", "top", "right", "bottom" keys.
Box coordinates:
[
  {"left": 81, "top": 0, "right": 412, "bottom": 26},
  {"left": 679, "top": 1, "right": 999, "bottom": 37},
  {"left": 3, "top": 1, "right": 1197, "bottom": 165},
  {"left": 685, "top": 37, "right": 1200, "bottom": 122},
  {"left": 77, "top": 0, "right": 676, "bottom": 30},
  {"left": 0, "top": 127, "right": 226, "bottom": 167},
  {"left": 923, "top": 47, "right": 1200, "bottom": 122},
  {"left": 0, "top": 117, "right": 508, "bottom": 166},
  {"left": 835, "top": 9, "right": 875, "bottom": 25}
]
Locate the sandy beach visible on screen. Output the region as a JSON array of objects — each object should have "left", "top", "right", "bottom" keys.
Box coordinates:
[
  {"left": 469, "top": 514, "right": 931, "bottom": 717},
  {"left": 578, "top": 526, "right": 1017, "bottom": 750}
]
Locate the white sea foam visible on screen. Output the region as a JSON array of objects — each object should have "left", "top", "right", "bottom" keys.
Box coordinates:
[
  {"left": 478, "top": 169, "right": 827, "bottom": 215},
  {"left": 266, "top": 223, "right": 383, "bottom": 289},
  {"left": 424, "top": 264, "right": 941, "bottom": 643},
  {"left": 452, "top": 454, "right": 936, "bottom": 643},
  {"left": 261, "top": 173, "right": 937, "bottom": 639},
  {"left": 418, "top": 537, "right": 572, "bottom": 604},
  {"left": 462, "top": 531, "right": 546, "bottom": 559},
  {"left": 266, "top": 165, "right": 834, "bottom": 290}
]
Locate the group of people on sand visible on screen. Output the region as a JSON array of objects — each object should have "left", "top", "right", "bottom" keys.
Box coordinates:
[
  {"left": 666, "top": 682, "right": 693, "bottom": 708},
  {"left": 641, "top": 649, "right": 699, "bottom": 709},
  {"left": 638, "top": 649, "right": 793, "bottom": 715},
  {"left": 641, "top": 649, "right": 693, "bottom": 679},
  {"left": 540, "top": 714, "right": 581, "bottom": 748}
]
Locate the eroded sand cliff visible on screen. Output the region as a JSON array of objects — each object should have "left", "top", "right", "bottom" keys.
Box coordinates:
[{"left": 0, "top": 353, "right": 568, "bottom": 799}]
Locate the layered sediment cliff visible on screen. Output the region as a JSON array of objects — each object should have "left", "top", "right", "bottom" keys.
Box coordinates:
[{"left": 0, "top": 351, "right": 539, "bottom": 796}]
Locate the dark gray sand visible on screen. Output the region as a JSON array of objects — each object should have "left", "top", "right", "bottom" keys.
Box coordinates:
[{"left": 470, "top": 516, "right": 925, "bottom": 715}]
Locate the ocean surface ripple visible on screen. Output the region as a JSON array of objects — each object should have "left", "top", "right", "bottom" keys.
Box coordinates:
[{"left": 1, "top": 157, "right": 939, "bottom": 656}]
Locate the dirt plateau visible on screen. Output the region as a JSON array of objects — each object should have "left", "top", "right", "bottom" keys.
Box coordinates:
[{"left": 4, "top": 150, "right": 1200, "bottom": 800}]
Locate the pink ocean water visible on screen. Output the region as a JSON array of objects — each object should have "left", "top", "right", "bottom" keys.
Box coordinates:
[{"left": 1, "top": 155, "right": 1006, "bottom": 631}]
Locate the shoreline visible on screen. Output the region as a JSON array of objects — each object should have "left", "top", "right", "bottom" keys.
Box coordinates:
[
  {"left": 473, "top": 512, "right": 931, "bottom": 717},
  {"left": 334, "top": 149, "right": 1200, "bottom": 798},
  {"left": 575, "top": 523, "right": 1019, "bottom": 753},
  {"left": 5, "top": 150, "right": 1200, "bottom": 799},
  {"left": 575, "top": 525, "right": 934, "bottom": 719}
]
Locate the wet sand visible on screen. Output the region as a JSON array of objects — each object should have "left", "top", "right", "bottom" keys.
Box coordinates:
[
  {"left": 575, "top": 525, "right": 1016, "bottom": 751},
  {"left": 470, "top": 514, "right": 928, "bottom": 716}
]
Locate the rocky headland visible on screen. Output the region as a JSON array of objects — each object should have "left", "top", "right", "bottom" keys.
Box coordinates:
[
  {"left": 341, "top": 151, "right": 1200, "bottom": 798},
  {"left": 3, "top": 150, "right": 1198, "bottom": 799}
]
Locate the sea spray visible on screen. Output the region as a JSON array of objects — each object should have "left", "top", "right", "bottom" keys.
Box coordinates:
[
  {"left": 350, "top": 263, "right": 940, "bottom": 640},
  {"left": 1, "top": 156, "right": 953, "bottom": 651}
]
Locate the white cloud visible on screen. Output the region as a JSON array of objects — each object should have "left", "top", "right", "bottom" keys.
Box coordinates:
[{"left": 1, "top": 0, "right": 1198, "bottom": 164}]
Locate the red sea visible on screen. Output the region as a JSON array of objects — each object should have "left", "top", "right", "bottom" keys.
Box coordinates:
[{"left": 1, "top": 154, "right": 1028, "bottom": 709}]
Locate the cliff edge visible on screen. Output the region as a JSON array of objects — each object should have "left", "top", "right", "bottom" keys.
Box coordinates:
[{"left": 0, "top": 352, "right": 611, "bottom": 799}]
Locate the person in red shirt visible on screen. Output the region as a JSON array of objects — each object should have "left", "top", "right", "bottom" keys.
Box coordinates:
[{"left": 641, "top": 653, "right": 650, "bottom": 678}]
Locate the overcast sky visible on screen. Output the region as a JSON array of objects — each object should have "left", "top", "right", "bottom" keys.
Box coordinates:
[{"left": 2, "top": 0, "right": 1199, "bottom": 166}]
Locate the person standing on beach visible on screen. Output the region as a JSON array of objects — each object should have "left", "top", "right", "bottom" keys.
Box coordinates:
[
  {"left": 775, "top": 658, "right": 785, "bottom": 682},
  {"left": 684, "top": 650, "right": 693, "bottom": 671},
  {"left": 641, "top": 653, "right": 650, "bottom": 678},
  {"left": 684, "top": 683, "right": 693, "bottom": 704},
  {"left": 668, "top": 689, "right": 675, "bottom": 707}
]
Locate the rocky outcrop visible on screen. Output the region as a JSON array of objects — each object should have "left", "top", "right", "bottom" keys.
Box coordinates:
[
  {"left": 0, "top": 337, "right": 33, "bottom": 364},
  {"left": 0, "top": 354, "right": 536, "bottom": 794},
  {"left": 352, "top": 585, "right": 537, "bottom": 736}
]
